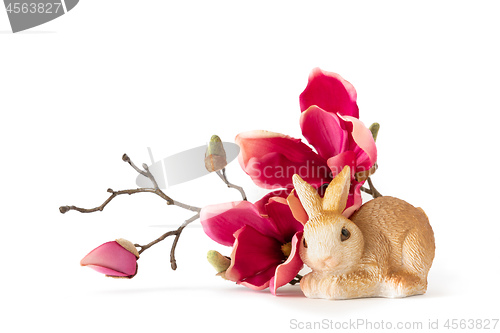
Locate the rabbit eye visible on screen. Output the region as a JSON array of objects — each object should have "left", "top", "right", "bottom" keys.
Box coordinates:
[
  {"left": 341, "top": 227, "right": 350, "bottom": 242},
  {"left": 302, "top": 237, "right": 308, "bottom": 248}
]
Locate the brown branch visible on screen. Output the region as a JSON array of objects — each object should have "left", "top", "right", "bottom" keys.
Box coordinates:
[
  {"left": 288, "top": 274, "right": 303, "bottom": 286},
  {"left": 123, "top": 153, "right": 161, "bottom": 190},
  {"left": 60, "top": 153, "right": 206, "bottom": 272},
  {"left": 367, "top": 177, "right": 383, "bottom": 198},
  {"left": 216, "top": 168, "right": 247, "bottom": 200},
  {"left": 360, "top": 186, "right": 373, "bottom": 196},
  {"left": 360, "top": 177, "right": 382, "bottom": 199},
  {"left": 59, "top": 154, "right": 201, "bottom": 214},
  {"left": 59, "top": 188, "right": 172, "bottom": 213},
  {"left": 134, "top": 213, "right": 200, "bottom": 270}
]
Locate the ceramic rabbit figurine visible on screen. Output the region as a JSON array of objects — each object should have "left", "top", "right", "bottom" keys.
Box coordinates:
[{"left": 292, "top": 166, "right": 435, "bottom": 300}]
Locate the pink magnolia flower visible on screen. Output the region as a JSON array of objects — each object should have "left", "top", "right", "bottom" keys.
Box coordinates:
[
  {"left": 236, "top": 108, "right": 376, "bottom": 217},
  {"left": 80, "top": 238, "right": 139, "bottom": 278},
  {"left": 201, "top": 197, "right": 304, "bottom": 295},
  {"left": 236, "top": 68, "right": 377, "bottom": 217}
]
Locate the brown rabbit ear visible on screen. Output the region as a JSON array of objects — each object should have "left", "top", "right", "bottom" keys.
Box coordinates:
[
  {"left": 292, "top": 174, "right": 322, "bottom": 219},
  {"left": 323, "top": 165, "right": 351, "bottom": 214}
]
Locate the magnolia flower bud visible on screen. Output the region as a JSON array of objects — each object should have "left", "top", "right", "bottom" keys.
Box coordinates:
[
  {"left": 115, "top": 238, "right": 140, "bottom": 258},
  {"left": 80, "top": 238, "right": 139, "bottom": 279},
  {"left": 369, "top": 122, "right": 380, "bottom": 142},
  {"left": 207, "top": 250, "right": 231, "bottom": 280},
  {"left": 205, "top": 135, "right": 227, "bottom": 172}
]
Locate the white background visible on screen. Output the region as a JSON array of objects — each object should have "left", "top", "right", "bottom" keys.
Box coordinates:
[{"left": 1, "top": 1, "right": 499, "bottom": 332}]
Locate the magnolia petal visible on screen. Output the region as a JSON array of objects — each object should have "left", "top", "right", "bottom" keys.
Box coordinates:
[
  {"left": 326, "top": 151, "right": 357, "bottom": 180},
  {"left": 286, "top": 190, "right": 308, "bottom": 224},
  {"left": 254, "top": 188, "right": 293, "bottom": 216},
  {"left": 300, "top": 106, "right": 349, "bottom": 160},
  {"left": 270, "top": 231, "right": 304, "bottom": 295},
  {"left": 343, "top": 183, "right": 363, "bottom": 218},
  {"left": 200, "top": 201, "right": 280, "bottom": 247},
  {"left": 84, "top": 265, "right": 131, "bottom": 277},
  {"left": 265, "top": 197, "right": 304, "bottom": 243},
  {"left": 299, "top": 67, "right": 359, "bottom": 118},
  {"left": 235, "top": 130, "right": 330, "bottom": 189},
  {"left": 239, "top": 265, "right": 276, "bottom": 291},
  {"left": 80, "top": 241, "right": 138, "bottom": 277},
  {"left": 225, "top": 226, "right": 283, "bottom": 283},
  {"left": 343, "top": 116, "right": 377, "bottom": 171}
]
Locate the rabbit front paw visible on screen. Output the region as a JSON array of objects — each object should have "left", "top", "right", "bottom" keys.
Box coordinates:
[
  {"left": 300, "top": 272, "right": 340, "bottom": 299},
  {"left": 301, "top": 271, "right": 381, "bottom": 300}
]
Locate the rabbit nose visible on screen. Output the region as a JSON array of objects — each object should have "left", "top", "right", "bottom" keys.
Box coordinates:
[
  {"left": 326, "top": 256, "right": 339, "bottom": 269},
  {"left": 316, "top": 256, "right": 334, "bottom": 269}
]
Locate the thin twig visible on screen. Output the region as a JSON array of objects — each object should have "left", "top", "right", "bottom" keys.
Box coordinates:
[
  {"left": 169, "top": 200, "right": 201, "bottom": 213},
  {"left": 134, "top": 213, "right": 200, "bottom": 270},
  {"left": 169, "top": 213, "right": 200, "bottom": 270},
  {"left": 142, "top": 163, "right": 159, "bottom": 190},
  {"left": 135, "top": 231, "right": 177, "bottom": 255},
  {"left": 367, "top": 177, "right": 382, "bottom": 198},
  {"left": 59, "top": 154, "right": 201, "bottom": 214},
  {"left": 59, "top": 188, "right": 171, "bottom": 213},
  {"left": 288, "top": 273, "right": 303, "bottom": 286},
  {"left": 122, "top": 154, "right": 147, "bottom": 177},
  {"left": 216, "top": 168, "right": 247, "bottom": 200},
  {"left": 360, "top": 186, "right": 373, "bottom": 196}
]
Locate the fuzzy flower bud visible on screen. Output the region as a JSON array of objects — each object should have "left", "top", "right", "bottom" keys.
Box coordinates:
[
  {"left": 369, "top": 122, "right": 380, "bottom": 142},
  {"left": 205, "top": 135, "right": 227, "bottom": 172},
  {"left": 207, "top": 250, "right": 232, "bottom": 280}
]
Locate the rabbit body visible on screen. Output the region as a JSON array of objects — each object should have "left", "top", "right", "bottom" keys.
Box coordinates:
[{"left": 292, "top": 167, "right": 435, "bottom": 300}]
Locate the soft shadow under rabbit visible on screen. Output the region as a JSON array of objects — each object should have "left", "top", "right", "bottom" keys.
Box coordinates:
[{"left": 292, "top": 166, "right": 435, "bottom": 300}]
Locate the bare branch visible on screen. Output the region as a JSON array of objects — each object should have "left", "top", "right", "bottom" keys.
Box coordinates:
[
  {"left": 360, "top": 178, "right": 382, "bottom": 199},
  {"left": 169, "top": 213, "right": 200, "bottom": 270},
  {"left": 367, "top": 177, "right": 383, "bottom": 198},
  {"left": 59, "top": 188, "right": 174, "bottom": 214},
  {"left": 142, "top": 163, "right": 159, "bottom": 190},
  {"left": 123, "top": 153, "right": 159, "bottom": 189},
  {"left": 216, "top": 168, "right": 247, "bottom": 200},
  {"left": 59, "top": 154, "right": 201, "bottom": 214},
  {"left": 61, "top": 153, "right": 207, "bottom": 273},
  {"left": 288, "top": 274, "right": 303, "bottom": 286},
  {"left": 360, "top": 186, "right": 373, "bottom": 195},
  {"left": 134, "top": 213, "right": 200, "bottom": 270},
  {"left": 122, "top": 154, "right": 146, "bottom": 177}
]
